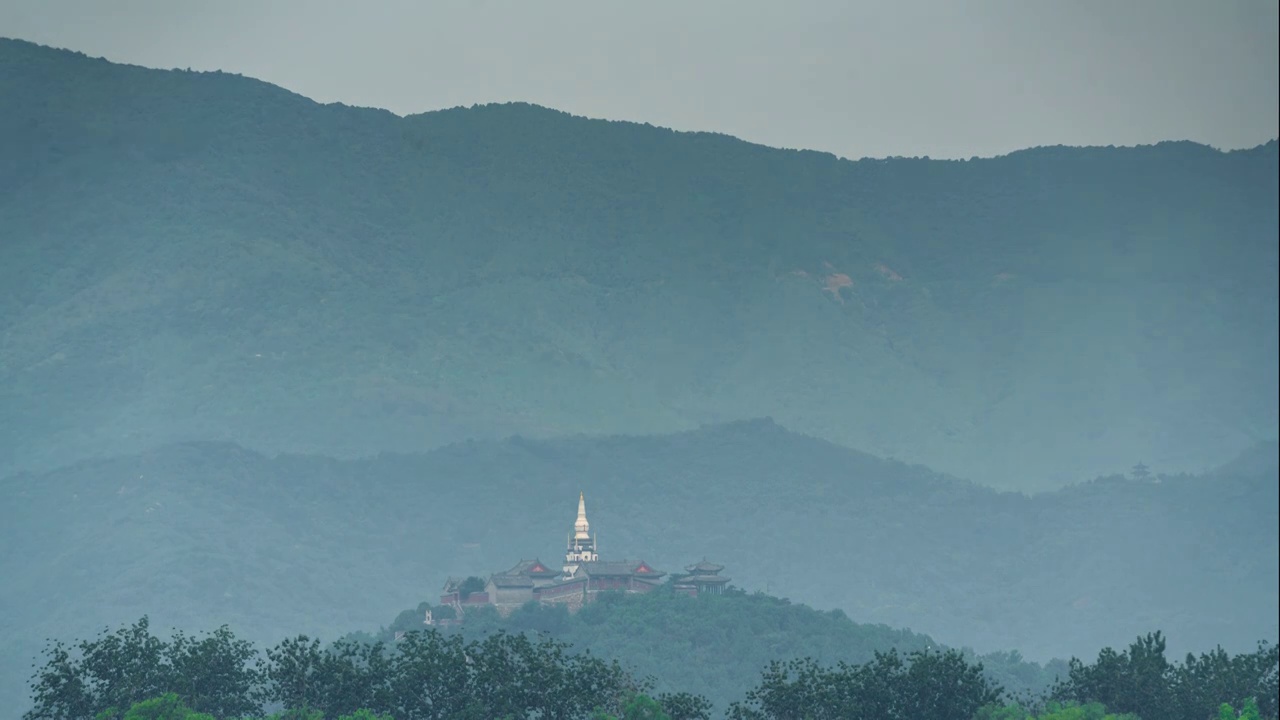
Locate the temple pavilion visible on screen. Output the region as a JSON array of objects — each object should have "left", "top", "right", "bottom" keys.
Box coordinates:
[{"left": 442, "top": 493, "right": 726, "bottom": 616}]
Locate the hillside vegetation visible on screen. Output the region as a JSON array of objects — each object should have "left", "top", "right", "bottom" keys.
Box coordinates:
[
  {"left": 21, "top": 611, "right": 1279, "bottom": 719},
  {"left": 378, "top": 587, "right": 1070, "bottom": 711},
  {"left": 2, "top": 38, "right": 1277, "bottom": 489},
  {"left": 3, "top": 420, "right": 1276, "bottom": 711}
]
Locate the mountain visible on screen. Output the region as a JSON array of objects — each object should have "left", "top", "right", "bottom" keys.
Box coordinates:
[
  {"left": 376, "top": 587, "right": 1070, "bottom": 712},
  {"left": 2, "top": 419, "right": 1276, "bottom": 712},
  {"left": 2, "top": 37, "right": 1277, "bottom": 490}
]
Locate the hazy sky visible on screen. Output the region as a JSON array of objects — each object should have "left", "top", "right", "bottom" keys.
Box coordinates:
[{"left": 2, "top": 0, "right": 1276, "bottom": 159}]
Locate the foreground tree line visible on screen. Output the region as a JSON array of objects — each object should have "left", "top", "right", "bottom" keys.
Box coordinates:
[
  {"left": 24, "top": 618, "right": 1277, "bottom": 720},
  {"left": 734, "top": 631, "right": 1276, "bottom": 720}
]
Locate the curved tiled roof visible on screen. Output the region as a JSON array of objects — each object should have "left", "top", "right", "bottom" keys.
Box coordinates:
[
  {"left": 674, "top": 574, "right": 731, "bottom": 585},
  {"left": 504, "top": 558, "right": 560, "bottom": 577},
  {"left": 489, "top": 573, "right": 535, "bottom": 588},
  {"left": 579, "top": 560, "right": 666, "bottom": 578}
]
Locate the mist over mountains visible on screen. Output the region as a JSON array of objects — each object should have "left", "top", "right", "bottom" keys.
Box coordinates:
[
  {"left": 2, "top": 419, "right": 1277, "bottom": 712},
  {"left": 2, "top": 38, "right": 1277, "bottom": 491},
  {"left": 2, "top": 36, "right": 1278, "bottom": 716}
]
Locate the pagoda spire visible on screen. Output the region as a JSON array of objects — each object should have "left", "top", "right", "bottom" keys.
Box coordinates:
[
  {"left": 574, "top": 491, "right": 590, "bottom": 539},
  {"left": 564, "top": 491, "right": 599, "bottom": 576}
]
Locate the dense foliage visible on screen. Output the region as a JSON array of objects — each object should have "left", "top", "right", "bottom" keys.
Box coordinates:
[
  {"left": 2, "top": 39, "right": 1277, "bottom": 494},
  {"left": 380, "top": 588, "right": 1066, "bottom": 709},
  {"left": 1050, "top": 632, "right": 1278, "bottom": 720},
  {"left": 723, "top": 649, "right": 1002, "bottom": 719},
  {"left": 25, "top": 618, "right": 683, "bottom": 720},
  {"left": 27, "top": 619, "right": 259, "bottom": 720},
  {"left": 24, "top": 617, "right": 1278, "bottom": 719},
  {"left": 975, "top": 701, "right": 1139, "bottom": 719}
]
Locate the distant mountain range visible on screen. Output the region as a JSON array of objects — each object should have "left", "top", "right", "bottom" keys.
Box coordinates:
[
  {"left": 2, "top": 37, "right": 1277, "bottom": 490},
  {"left": 2, "top": 419, "right": 1276, "bottom": 711}
]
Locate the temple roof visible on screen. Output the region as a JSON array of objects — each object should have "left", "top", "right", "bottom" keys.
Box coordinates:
[
  {"left": 685, "top": 560, "right": 725, "bottom": 574},
  {"left": 674, "top": 574, "right": 731, "bottom": 585},
  {"left": 489, "top": 573, "right": 535, "bottom": 588},
  {"left": 537, "top": 576, "right": 588, "bottom": 591},
  {"left": 579, "top": 560, "right": 666, "bottom": 578},
  {"left": 505, "top": 558, "right": 560, "bottom": 577}
]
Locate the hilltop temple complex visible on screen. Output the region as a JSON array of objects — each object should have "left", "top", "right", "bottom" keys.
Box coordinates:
[{"left": 438, "top": 493, "right": 729, "bottom": 617}]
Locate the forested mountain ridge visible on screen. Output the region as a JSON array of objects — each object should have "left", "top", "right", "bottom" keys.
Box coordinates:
[
  {"left": 2, "top": 37, "right": 1277, "bottom": 489},
  {"left": 2, "top": 419, "right": 1276, "bottom": 712}
]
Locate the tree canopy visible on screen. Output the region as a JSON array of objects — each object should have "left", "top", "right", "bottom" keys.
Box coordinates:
[{"left": 23, "top": 616, "right": 1279, "bottom": 719}]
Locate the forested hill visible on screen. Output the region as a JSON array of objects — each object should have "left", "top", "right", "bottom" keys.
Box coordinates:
[
  {"left": 376, "top": 586, "right": 1071, "bottom": 712},
  {"left": 2, "top": 419, "right": 1276, "bottom": 711},
  {"left": 2, "top": 37, "right": 1278, "bottom": 489}
]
